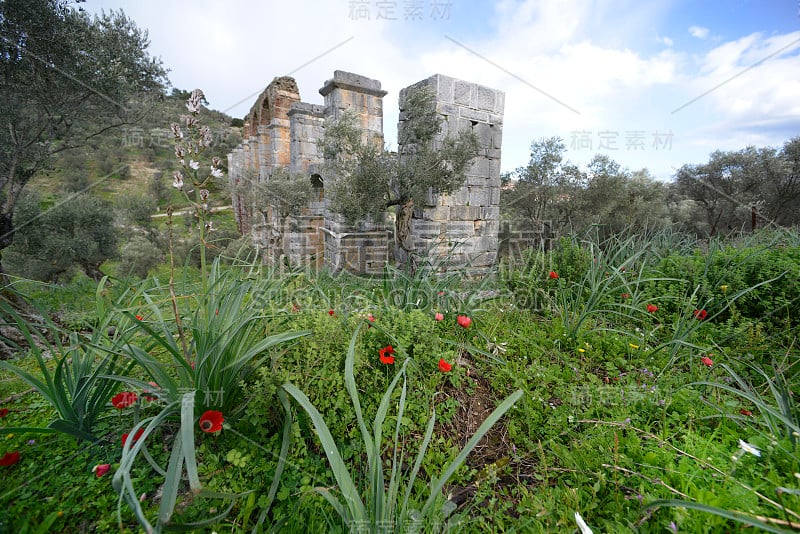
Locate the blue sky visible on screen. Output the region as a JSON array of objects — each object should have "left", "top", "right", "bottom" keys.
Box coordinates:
[{"left": 82, "top": 0, "right": 800, "bottom": 180}]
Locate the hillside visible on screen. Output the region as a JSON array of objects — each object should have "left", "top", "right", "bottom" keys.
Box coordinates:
[
  {"left": 29, "top": 90, "right": 242, "bottom": 208},
  {"left": 7, "top": 91, "right": 244, "bottom": 283}
]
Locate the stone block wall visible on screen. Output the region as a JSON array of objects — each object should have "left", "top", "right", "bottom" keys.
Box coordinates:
[
  {"left": 399, "top": 74, "right": 505, "bottom": 270},
  {"left": 228, "top": 70, "right": 504, "bottom": 275},
  {"left": 288, "top": 103, "right": 325, "bottom": 174},
  {"left": 321, "top": 228, "right": 390, "bottom": 274},
  {"left": 318, "top": 71, "right": 391, "bottom": 274}
]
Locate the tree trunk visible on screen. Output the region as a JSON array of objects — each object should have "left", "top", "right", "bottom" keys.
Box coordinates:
[
  {"left": 82, "top": 263, "right": 105, "bottom": 282},
  {"left": 0, "top": 212, "right": 14, "bottom": 282},
  {"left": 394, "top": 199, "right": 415, "bottom": 272}
]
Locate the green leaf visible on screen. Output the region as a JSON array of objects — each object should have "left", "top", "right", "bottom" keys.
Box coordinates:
[
  {"left": 642, "top": 499, "right": 793, "bottom": 534},
  {"left": 282, "top": 382, "right": 366, "bottom": 524},
  {"left": 420, "top": 389, "right": 523, "bottom": 518}
]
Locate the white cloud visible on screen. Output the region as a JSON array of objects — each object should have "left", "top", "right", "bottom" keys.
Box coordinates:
[
  {"left": 689, "top": 25, "right": 710, "bottom": 39},
  {"left": 81, "top": 1, "right": 800, "bottom": 179},
  {"left": 680, "top": 31, "right": 800, "bottom": 128}
]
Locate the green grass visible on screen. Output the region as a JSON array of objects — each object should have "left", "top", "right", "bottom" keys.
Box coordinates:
[{"left": 1, "top": 229, "right": 800, "bottom": 532}]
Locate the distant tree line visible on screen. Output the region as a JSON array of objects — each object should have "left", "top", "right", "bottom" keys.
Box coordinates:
[{"left": 502, "top": 136, "right": 800, "bottom": 241}]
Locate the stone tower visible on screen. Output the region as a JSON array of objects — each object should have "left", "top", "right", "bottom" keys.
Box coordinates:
[{"left": 398, "top": 74, "right": 504, "bottom": 270}]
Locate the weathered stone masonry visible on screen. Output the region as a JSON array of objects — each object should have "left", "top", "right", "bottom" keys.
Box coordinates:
[{"left": 228, "top": 70, "right": 504, "bottom": 274}]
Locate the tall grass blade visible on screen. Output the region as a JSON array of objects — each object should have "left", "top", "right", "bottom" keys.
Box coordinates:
[
  {"left": 420, "top": 389, "right": 523, "bottom": 518},
  {"left": 642, "top": 499, "right": 792, "bottom": 533}
]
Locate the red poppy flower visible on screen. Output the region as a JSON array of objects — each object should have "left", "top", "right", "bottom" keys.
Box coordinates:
[
  {"left": 379, "top": 345, "right": 395, "bottom": 365},
  {"left": 739, "top": 408, "right": 752, "bottom": 417},
  {"left": 121, "top": 428, "right": 145, "bottom": 446},
  {"left": 621, "top": 293, "right": 630, "bottom": 299},
  {"left": 438, "top": 358, "right": 452, "bottom": 372},
  {"left": 111, "top": 392, "right": 138, "bottom": 409},
  {"left": 434, "top": 312, "right": 444, "bottom": 321},
  {"left": 328, "top": 309, "right": 335, "bottom": 316},
  {"left": 549, "top": 271, "right": 559, "bottom": 279},
  {"left": 0, "top": 451, "right": 20, "bottom": 467},
  {"left": 199, "top": 410, "right": 224, "bottom": 433},
  {"left": 457, "top": 315, "right": 472, "bottom": 328},
  {"left": 700, "top": 356, "right": 713, "bottom": 367},
  {"left": 135, "top": 315, "right": 143, "bottom": 321},
  {"left": 92, "top": 463, "right": 111, "bottom": 477},
  {"left": 0, "top": 408, "right": 8, "bottom": 418},
  {"left": 367, "top": 314, "right": 375, "bottom": 328},
  {"left": 142, "top": 382, "right": 159, "bottom": 402},
  {"left": 646, "top": 304, "right": 658, "bottom": 313},
  {"left": 694, "top": 309, "right": 708, "bottom": 320}
]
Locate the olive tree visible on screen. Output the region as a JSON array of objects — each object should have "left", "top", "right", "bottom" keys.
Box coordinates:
[
  {"left": 321, "top": 86, "right": 480, "bottom": 267},
  {"left": 0, "top": 0, "right": 166, "bottom": 275}
]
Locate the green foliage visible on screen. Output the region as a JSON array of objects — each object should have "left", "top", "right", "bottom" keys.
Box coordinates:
[
  {"left": 0, "top": 281, "right": 134, "bottom": 441},
  {"left": 321, "top": 85, "right": 479, "bottom": 262},
  {"left": 8, "top": 191, "right": 118, "bottom": 281},
  {"left": 0, "top": 0, "right": 166, "bottom": 267},
  {"left": 115, "top": 194, "right": 157, "bottom": 227},
  {"left": 673, "top": 138, "right": 800, "bottom": 235},
  {"left": 251, "top": 167, "right": 314, "bottom": 219},
  {"left": 112, "top": 392, "right": 239, "bottom": 533},
  {"left": 321, "top": 111, "right": 396, "bottom": 225},
  {"left": 283, "top": 326, "right": 523, "bottom": 532},
  {"left": 118, "top": 235, "right": 165, "bottom": 279},
  {"left": 3, "top": 227, "right": 800, "bottom": 532},
  {"left": 115, "top": 259, "right": 310, "bottom": 416},
  {"left": 643, "top": 234, "right": 800, "bottom": 331}
]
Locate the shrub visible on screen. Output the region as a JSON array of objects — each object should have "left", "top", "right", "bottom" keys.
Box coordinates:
[{"left": 118, "top": 235, "right": 164, "bottom": 279}]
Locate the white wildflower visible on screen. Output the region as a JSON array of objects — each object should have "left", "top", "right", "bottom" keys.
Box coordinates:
[
  {"left": 210, "top": 167, "right": 224, "bottom": 179},
  {"left": 169, "top": 123, "right": 183, "bottom": 139},
  {"left": 738, "top": 439, "right": 761, "bottom": 457},
  {"left": 172, "top": 171, "right": 184, "bottom": 190},
  {"left": 199, "top": 189, "right": 209, "bottom": 201},
  {"left": 188, "top": 159, "right": 200, "bottom": 170},
  {"left": 186, "top": 89, "right": 204, "bottom": 113},
  {"left": 175, "top": 145, "right": 185, "bottom": 159},
  {"left": 211, "top": 156, "right": 221, "bottom": 168},
  {"left": 200, "top": 125, "right": 213, "bottom": 147}
]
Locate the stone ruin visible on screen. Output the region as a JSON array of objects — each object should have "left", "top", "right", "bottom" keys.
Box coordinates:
[{"left": 227, "top": 70, "right": 504, "bottom": 274}]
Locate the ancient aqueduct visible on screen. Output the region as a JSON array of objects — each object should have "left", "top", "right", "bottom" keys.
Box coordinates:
[{"left": 227, "top": 71, "right": 505, "bottom": 274}]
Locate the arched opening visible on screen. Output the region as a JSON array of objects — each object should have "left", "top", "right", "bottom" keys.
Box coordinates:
[{"left": 310, "top": 173, "right": 324, "bottom": 201}]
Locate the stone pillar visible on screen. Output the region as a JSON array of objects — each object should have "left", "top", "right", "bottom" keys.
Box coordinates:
[
  {"left": 261, "top": 76, "right": 300, "bottom": 172},
  {"left": 319, "top": 71, "right": 390, "bottom": 274},
  {"left": 282, "top": 102, "right": 327, "bottom": 269},
  {"left": 289, "top": 103, "right": 325, "bottom": 174},
  {"left": 399, "top": 74, "right": 504, "bottom": 271}
]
